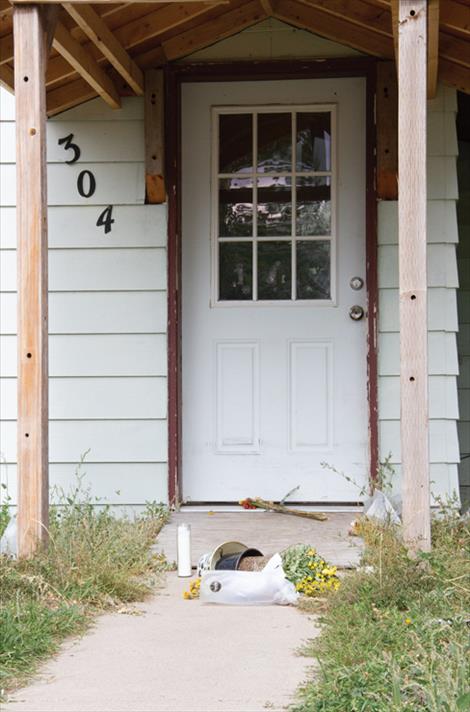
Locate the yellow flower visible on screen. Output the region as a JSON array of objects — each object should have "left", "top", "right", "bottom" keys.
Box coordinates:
[{"left": 405, "top": 618, "right": 412, "bottom": 625}]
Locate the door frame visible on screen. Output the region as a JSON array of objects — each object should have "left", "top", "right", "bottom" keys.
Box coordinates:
[{"left": 165, "top": 58, "right": 378, "bottom": 505}]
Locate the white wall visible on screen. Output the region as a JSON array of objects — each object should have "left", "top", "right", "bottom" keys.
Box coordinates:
[
  {"left": 0, "top": 88, "right": 169, "bottom": 507},
  {"left": 377, "top": 86, "right": 461, "bottom": 501}
]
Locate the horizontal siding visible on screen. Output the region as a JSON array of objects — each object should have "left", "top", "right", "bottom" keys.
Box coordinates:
[
  {"left": 379, "top": 288, "right": 458, "bottom": 333},
  {"left": 378, "top": 85, "right": 461, "bottom": 501},
  {"left": 0, "top": 121, "right": 145, "bottom": 164},
  {"left": 378, "top": 332, "right": 459, "bottom": 376},
  {"left": 0, "top": 335, "right": 167, "bottom": 377},
  {"left": 379, "top": 420, "right": 460, "bottom": 465},
  {"left": 0, "top": 205, "right": 167, "bottom": 249},
  {"left": 0, "top": 89, "right": 169, "bottom": 505},
  {"left": 0, "top": 463, "right": 168, "bottom": 506},
  {"left": 378, "top": 243, "right": 459, "bottom": 288},
  {"left": 1, "top": 248, "right": 166, "bottom": 292},
  {"left": 1, "top": 377, "right": 167, "bottom": 420},
  {"left": 1, "top": 291, "right": 167, "bottom": 334},
  {"left": 1, "top": 420, "right": 168, "bottom": 463},
  {"left": 378, "top": 200, "right": 458, "bottom": 245},
  {"left": 379, "top": 376, "right": 459, "bottom": 420},
  {"left": 0, "top": 163, "right": 145, "bottom": 206}
]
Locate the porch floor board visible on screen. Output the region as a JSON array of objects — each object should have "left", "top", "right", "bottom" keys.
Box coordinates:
[{"left": 156, "top": 510, "right": 363, "bottom": 569}]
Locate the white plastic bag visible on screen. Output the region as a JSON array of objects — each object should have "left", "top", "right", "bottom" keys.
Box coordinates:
[
  {"left": 0, "top": 515, "right": 17, "bottom": 557},
  {"left": 200, "top": 553, "right": 298, "bottom": 606},
  {"left": 364, "top": 489, "right": 400, "bottom": 525}
]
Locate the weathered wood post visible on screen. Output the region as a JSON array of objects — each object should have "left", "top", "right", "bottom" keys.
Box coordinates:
[
  {"left": 398, "top": 0, "right": 431, "bottom": 551},
  {"left": 14, "top": 5, "right": 49, "bottom": 557}
]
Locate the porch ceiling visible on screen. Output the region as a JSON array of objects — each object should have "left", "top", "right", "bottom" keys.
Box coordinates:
[{"left": 0, "top": 0, "right": 469, "bottom": 115}]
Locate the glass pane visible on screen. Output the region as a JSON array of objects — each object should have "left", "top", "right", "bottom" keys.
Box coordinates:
[
  {"left": 296, "top": 177, "right": 331, "bottom": 236},
  {"left": 257, "top": 113, "right": 292, "bottom": 173},
  {"left": 258, "top": 241, "right": 291, "bottom": 300},
  {"left": 219, "top": 178, "right": 253, "bottom": 237},
  {"left": 296, "top": 113, "right": 331, "bottom": 172},
  {"left": 219, "top": 242, "right": 253, "bottom": 300},
  {"left": 257, "top": 176, "right": 292, "bottom": 237},
  {"left": 219, "top": 114, "right": 253, "bottom": 174},
  {"left": 296, "top": 241, "right": 331, "bottom": 300}
]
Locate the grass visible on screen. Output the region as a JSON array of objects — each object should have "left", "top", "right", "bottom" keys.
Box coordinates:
[
  {"left": 0, "top": 476, "right": 170, "bottom": 698},
  {"left": 293, "top": 507, "right": 470, "bottom": 712}
]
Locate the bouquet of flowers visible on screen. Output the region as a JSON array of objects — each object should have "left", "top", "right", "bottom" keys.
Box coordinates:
[{"left": 281, "top": 544, "right": 340, "bottom": 596}]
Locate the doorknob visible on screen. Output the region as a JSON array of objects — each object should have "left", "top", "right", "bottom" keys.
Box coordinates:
[{"left": 349, "top": 305, "right": 365, "bottom": 321}]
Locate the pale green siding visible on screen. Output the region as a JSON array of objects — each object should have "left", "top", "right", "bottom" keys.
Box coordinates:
[
  {"left": 377, "top": 86, "right": 461, "bottom": 502},
  {"left": 0, "top": 89, "right": 169, "bottom": 507}
]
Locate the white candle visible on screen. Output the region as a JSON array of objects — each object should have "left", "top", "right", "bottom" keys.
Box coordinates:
[{"left": 177, "top": 523, "right": 192, "bottom": 577}]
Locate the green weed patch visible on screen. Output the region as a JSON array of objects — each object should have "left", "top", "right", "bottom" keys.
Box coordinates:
[{"left": 294, "top": 512, "right": 470, "bottom": 712}]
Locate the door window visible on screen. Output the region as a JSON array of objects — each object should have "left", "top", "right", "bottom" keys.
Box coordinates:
[{"left": 213, "top": 107, "right": 336, "bottom": 304}]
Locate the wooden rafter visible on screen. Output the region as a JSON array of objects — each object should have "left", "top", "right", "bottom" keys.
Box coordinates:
[
  {"left": 259, "top": 0, "right": 274, "bottom": 15},
  {"left": 440, "top": 0, "right": 470, "bottom": 40},
  {"left": 63, "top": 3, "right": 144, "bottom": 95},
  {"left": 52, "top": 21, "right": 121, "bottom": 108},
  {"left": 162, "top": 0, "right": 267, "bottom": 61},
  {"left": 0, "top": 33, "right": 13, "bottom": 65},
  {"left": 13, "top": 0, "right": 218, "bottom": 3},
  {"left": 47, "top": 76, "right": 98, "bottom": 114},
  {"left": 43, "top": 2, "right": 221, "bottom": 87},
  {"left": 440, "top": 57, "right": 470, "bottom": 94},
  {"left": 273, "top": 0, "right": 394, "bottom": 57},
  {"left": 428, "top": 0, "right": 439, "bottom": 98},
  {"left": 0, "top": 62, "right": 14, "bottom": 91},
  {"left": 300, "top": 0, "right": 391, "bottom": 38}
]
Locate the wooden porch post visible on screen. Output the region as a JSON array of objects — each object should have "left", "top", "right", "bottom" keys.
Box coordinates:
[
  {"left": 398, "top": 0, "right": 431, "bottom": 551},
  {"left": 14, "top": 5, "right": 49, "bottom": 557}
]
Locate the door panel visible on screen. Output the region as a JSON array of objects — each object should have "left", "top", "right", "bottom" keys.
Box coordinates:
[{"left": 182, "top": 78, "right": 368, "bottom": 502}]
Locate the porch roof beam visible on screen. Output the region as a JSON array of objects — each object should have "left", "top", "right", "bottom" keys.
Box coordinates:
[
  {"left": 43, "top": 1, "right": 222, "bottom": 87},
  {"left": 398, "top": 0, "right": 430, "bottom": 552},
  {"left": 52, "top": 20, "right": 121, "bottom": 108},
  {"left": 162, "top": 0, "right": 267, "bottom": 61},
  {"left": 13, "top": 0, "right": 219, "bottom": 3},
  {"left": 62, "top": 2, "right": 144, "bottom": 95},
  {"left": 0, "top": 63, "right": 14, "bottom": 91},
  {"left": 273, "top": 0, "right": 394, "bottom": 57},
  {"left": 13, "top": 4, "right": 49, "bottom": 558}
]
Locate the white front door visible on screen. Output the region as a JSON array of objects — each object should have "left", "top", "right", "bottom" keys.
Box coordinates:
[{"left": 182, "top": 78, "right": 368, "bottom": 503}]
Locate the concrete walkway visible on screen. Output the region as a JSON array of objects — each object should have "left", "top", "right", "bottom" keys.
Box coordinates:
[
  {"left": 4, "top": 574, "right": 315, "bottom": 712},
  {"left": 5, "top": 512, "right": 359, "bottom": 711}
]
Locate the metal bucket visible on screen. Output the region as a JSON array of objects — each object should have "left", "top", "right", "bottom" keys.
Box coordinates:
[{"left": 215, "top": 547, "right": 264, "bottom": 570}]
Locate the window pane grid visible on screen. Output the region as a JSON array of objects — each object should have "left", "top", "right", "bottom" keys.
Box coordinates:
[{"left": 215, "top": 108, "right": 334, "bottom": 303}]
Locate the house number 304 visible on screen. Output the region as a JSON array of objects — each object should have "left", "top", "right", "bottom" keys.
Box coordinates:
[{"left": 58, "top": 132, "right": 115, "bottom": 235}]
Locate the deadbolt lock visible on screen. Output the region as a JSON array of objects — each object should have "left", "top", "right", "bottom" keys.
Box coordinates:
[{"left": 350, "top": 276, "right": 364, "bottom": 290}]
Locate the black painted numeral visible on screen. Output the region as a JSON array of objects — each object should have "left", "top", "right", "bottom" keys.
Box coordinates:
[
  {"left": 77, "top": 170, "right": 96, "bottom": 198},
  {"left": 96, "top": 205, "right": 115, "bottom": 235},
  {"left": 58, "top": 133, "right": 81, "bottom": 164}
]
